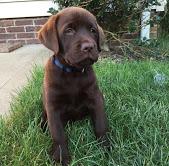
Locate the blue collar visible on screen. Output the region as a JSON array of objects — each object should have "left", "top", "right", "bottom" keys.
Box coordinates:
[{"left": 53, "top": 56, "right": 85, "bottom": 73}]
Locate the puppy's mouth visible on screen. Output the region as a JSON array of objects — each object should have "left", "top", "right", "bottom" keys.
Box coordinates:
[
  {"left": 64, "top": 59, "right": 93, "bottom": 69},
  {"left": 64, "top": 50, "right": 99, "bottom": 68},
  {"left": 66, "top": 56, "right": 98, "bottom": 69},
  {"left": 78, "top": 58, "right": 96, "bottom": 67}
]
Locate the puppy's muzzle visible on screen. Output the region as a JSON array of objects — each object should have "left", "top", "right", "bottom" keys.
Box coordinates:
[
  {"left": 78, "top": 56, "right": 98, "bottom": 66},
  {"left": 79, "top": 42, "right": 98, "bottom": 66},
  {"left": 81, "top": 42, "right": 95, "bottom": 52}
]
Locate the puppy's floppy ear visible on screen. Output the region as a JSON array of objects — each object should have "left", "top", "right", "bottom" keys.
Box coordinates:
[
  {"left": 38, "top": 15, "right": 59, "bottom": 54},
  {"left": 97, "top": 24, "right": 105, "bottom": 52}
]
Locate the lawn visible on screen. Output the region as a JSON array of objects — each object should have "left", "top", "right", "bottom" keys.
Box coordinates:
[{"left": 0, "top": 59, "right": 169, "bottom": 166}]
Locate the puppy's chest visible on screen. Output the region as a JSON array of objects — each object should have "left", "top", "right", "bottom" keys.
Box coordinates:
[
  {"left": 58, "top": 90, "right": 92, "bottom": 121},
  {"left": 63, "top": 89, "right": 90, "bottom": 109},
  {"left": 51, "top": 69, "right": 96, "bottom": 111}
]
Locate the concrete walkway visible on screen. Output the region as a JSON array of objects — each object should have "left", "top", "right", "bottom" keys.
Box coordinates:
[{"left": 0, "top": 44, "right": 52, "bottom": 117}]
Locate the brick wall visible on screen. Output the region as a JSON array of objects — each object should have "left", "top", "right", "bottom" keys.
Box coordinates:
[
  {"left": 150, "top": 25, "right": 158, "bottom": 39},
  {"left": 150, "top": 10, "right": 158, "bottom": 39},
  {"left": 0, "top": 17, "right": 48, "bottom": 45}
]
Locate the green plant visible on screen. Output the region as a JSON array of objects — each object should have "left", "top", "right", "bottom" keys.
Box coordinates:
[
  {"left": 49, "top": 0, "right": 160, "bottom": 33},
  {"left": 160, "top": 0, "right": 169, "bottom": 36}
]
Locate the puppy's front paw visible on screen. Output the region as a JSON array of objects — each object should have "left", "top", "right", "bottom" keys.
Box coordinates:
[{"left": 50, "top": 144, "right": 70, "bottom": 166}]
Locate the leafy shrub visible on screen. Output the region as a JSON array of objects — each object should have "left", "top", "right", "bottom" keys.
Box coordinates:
[
  {"left": 160, "top": 0, "right": 169, "bottom": 36},
  {"left": 49, "top": 0, "right": 159, "bottom": 32}
]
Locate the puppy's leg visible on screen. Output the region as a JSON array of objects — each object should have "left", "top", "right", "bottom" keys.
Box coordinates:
[
  {"left": 91, "top": 92, "right": 109, "bottom": 147},
  {"left": 47, "top": 109, "right": 70, "bottom": 166}
]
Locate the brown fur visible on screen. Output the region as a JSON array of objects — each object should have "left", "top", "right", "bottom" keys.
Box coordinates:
[{"left": 38, "top": 7, "right": 109, "bottom": 166}]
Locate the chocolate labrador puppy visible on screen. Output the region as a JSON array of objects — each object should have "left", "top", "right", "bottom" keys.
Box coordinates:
[{"left": 38, "top": 7, "right": 109, "bottom": 166}]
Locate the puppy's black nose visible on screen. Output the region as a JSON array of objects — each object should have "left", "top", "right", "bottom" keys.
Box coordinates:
[{"left": 81, "top": 42, "right": 94, "bottom": 52}]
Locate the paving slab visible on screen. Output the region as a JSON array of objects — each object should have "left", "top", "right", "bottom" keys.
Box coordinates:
[
  {"left": 0, "top": 43, "right": 22, "bottom": 53},
  {"left": 0, "top": 44, "right": 52, "bottom": 117}
]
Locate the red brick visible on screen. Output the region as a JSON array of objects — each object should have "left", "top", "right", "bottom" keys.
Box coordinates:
[
  {"left": 0, "top": 20, "right": 14, "bottom": 27},
  {"left": 0, "top": 28, "right": 6, "bottom": 33},
  {"left": 35, "top": 33, "right": 39, "bottom": 38},
  {"left": 26, "top": 39, "right": 40, "bottom": 44},
  {"left": 0, "top": 34, "right": 16, "bottom": 40},
  {"left": 17, "top": 33, "right": 35, "bottom": 39},
  {"left": 15, "top": 19, "right": 33, "bottom": 26},
  {"left": 6, "top": 26, "right": 25, "bottom": 33},
  {"left": 8, "top": 39, "right": 26, "bottom": 45},
  {"left": 34, "top": 18, "right": 48, "bottom": 25},
  {"left": 0, "top": 40, "right": 6, "bottom": 43},
  {"left": 151, "top": 26, "right": 158, "bottom": 33},
  {"left": 25, "top": 26, "right": 42, "bottom": 32}
]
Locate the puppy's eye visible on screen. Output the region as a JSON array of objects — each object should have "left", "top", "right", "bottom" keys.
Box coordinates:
[
  {"left": 90, "top": 27, "right": 96, "bottom": 33},
  {"left": 65, "top": 28, "right": 75, "bottom": 35}
]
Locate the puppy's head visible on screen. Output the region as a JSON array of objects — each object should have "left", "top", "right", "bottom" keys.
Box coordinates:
[{"left": 38, "top": 7, "right": 102, "bottom": 68}]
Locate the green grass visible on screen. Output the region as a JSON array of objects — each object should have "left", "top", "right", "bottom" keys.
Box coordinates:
[{"left": 1, "top": 60, "right": 169, "bottom": 166}]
